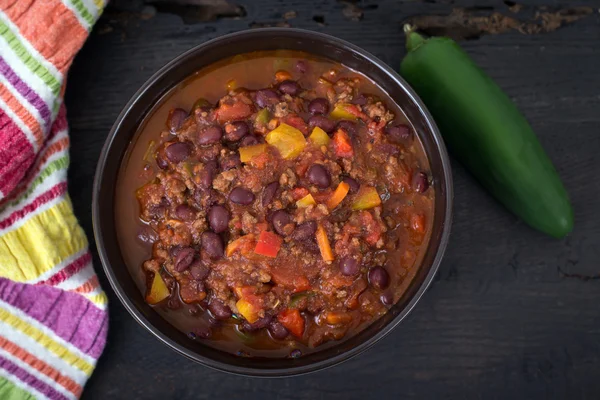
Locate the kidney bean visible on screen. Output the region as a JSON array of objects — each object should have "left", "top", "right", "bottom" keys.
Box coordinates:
[
  {"left": 242, "top": 315, "right": 272, "bottom": 331},
  {"left": 295, "top": 60, "right": 308, "bottom": 73},
  {"left": 137, "top": 225, "right": 158, "bottom": 245},
  {"left": 255, "top": 89, "right": 279, "bottom": 108},
  {"left": 368, "top": 266, "right": 390, "bottom": 290},
  {"left": 175, "top": 204, "right": 197, "bottom": 221},
  {"left": 189, "top": 261, "right": 210, "bottom": 280},
  {"left": 224, "top": 121, "right": 249, "bottom": 142},
  {"left": 201, "top": 231, "right": 224, "bottom": 259},
  {"left": 240, "top": 135, "right": 260, "bottom": 147},
  {"left": 380, "top": 292, "right": 394, "bottom": 306},
  {"left": 385, "top": 123, "right": 412, "bottom": 143},
  {"left": 229, "top": 187, "right": 255, "bottom": 205},
  {"left": 208, "top": 205, "right": 230, "bottom": 233},
  {"left": 198, "top": 125, "right": 223, "bottom": 145},
  {"left": 156, "top": 152, "right": 168, "bottom": 169},
  {"left": 219, "top": 153, "right": 241, "bottom": 171},
  {"left": 308, "top": 98, "right": 330, "bottom": 115},
  {"left": 336, "top": 120, "right": 357, "bottom": 136},
  {"left": 175, "top": 247, "right": 195, "bottom": 272},
  {"left": 342, "top": 176, "right": 360, "bottom": 194},
  {"left": 167, "top": 108, "right": 188, "bottom": 133},
  {"left": 308, "top": 115, "right": 336, "bottom": 133},
  {"left": 289, "top": 349, "right": 302, "bottom": 358},
  {"left": 351, "top": 94, "right": 368, "bottom": 106},
  {"left": 412, "top": 171, "right": 430, "bottom": 193},
  {"left": 192, "top": 326, "right": 212, "bottom": 339},
  {"left": 268, "top": 321, "right": 289, "bottom": 340},
  {"left": 340, "top": 256, "right": 360, "bottom": 276},
  {"left": 292, "top": 221, "right": 317, "bottom": 241},
  {"left": 262, "top": 181, "right": 279, "bottom": 207},
  {"left": 208, "top": 299, "right": 232, "bottom": 320},
  {"left": 278, "top": 80, "right": 300, "bottom": 96},
  {"left": 199, "top": 160, "right": 218, "bottom": 189},
  {"left": 165, "top": 142, "right": 192, "bottom": 163},
  {"left": 272, "top": 210, "right": 294, "bottom": 236},
  {"left": 307, "top": 164, "right": 331, "bottom": 188}
]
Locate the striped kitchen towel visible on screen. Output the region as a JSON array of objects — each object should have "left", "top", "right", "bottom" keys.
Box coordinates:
[{"left": 0, "top": 0, "right": 108, "bottom": 398}]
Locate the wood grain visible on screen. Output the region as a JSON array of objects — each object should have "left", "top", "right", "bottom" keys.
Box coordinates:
[{"left": 64, "top": 0, "right": 600, "bottom": 398}]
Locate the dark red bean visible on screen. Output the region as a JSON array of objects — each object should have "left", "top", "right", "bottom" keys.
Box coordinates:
[
  {"left": 242, "top": 315, "right": 272, "bottom": 331},
  {"left": 292, "top": 221, "right": 317, "bottom": 241},
  {"left": 224, "top": 121, "right": 249, "bottom": 142},
  {"left": 278, "top": 80, "right": 300, "bottom": 96},
  {"left": 165, "top": 142, "right": 192, "bottom": 163},
  {"left": 272, "top": 210, "right": 294, "bottom": 236},
  {"left": 208, "top": 205, "right": 230, "bottom": 233},
  {"left": 412, "top": 171, "right": 430, "bottom": 193},
  {"left": 385, "top": 123, "right": 412, "bottom": 143},
  {"left": 198, "top": 125, "right": 222, "bottom": 145},
  {"left": 262, "top": 181, "right": 279, "bottom": 207},
  {"left": 201, "top": 231, "right": 224, "bottom": 259},
  {"left": 308, "top": 98, "right": 330, "bottom": 115},
  {"left": 368, "top": 266, "right": 390, "bottom": 290},
  {"left": 137, "top": 226, "right": 158, "bottom": 245},
  {"left": 380, "top": 292, "right": 394, "bottom": 306},
  {"left": 337, "top": 120, "right": 357, "bottom": 136},
  {"left": 208, "top": 299, "right": 232, "bottom": 320},
  {"left": 351, "top": 94, "right": 368, "bottom": 106},
  {"left": 199, "top": 160, "right": 217, "bottom": 189},
  {"left": 342, "top": 176, "right": 360, "bottom": 194},
  {"left": 240, "top": 135, "right": 259, "bottom": 147},
  {"left": 189, "top": 261, "right": 210, "bottom": 280},
  {"left": 268, "top": 321, "right": 289, "bottom": 340},
  {"left": 308, "top": 115, "right": 336, "bottom": 133},
  {"left": 229, "top": 187, "right": 255, "bottom": 205},
  {"left": 175, "top": 204, "right": 197, "bottom": 221},
  {"left": 295, "top": 60, "right": 308, "bottom": 74},
  {"left": 219, "top": 153, "right": 241, "bottom": 171},
  {"left": 340, "top": 256, "right": 360, "bottom": 276},
  {"left": 175, "top": 247, "right": 195, "bottom": 272},
  {"left": 156, "top": 152, "right": 168, "bottom": 169},
  {"left": 192, "top": 326, "right": 212, "bottom": 339},
  {"left": 307, "top": 164, "right": 331, "bottom": 189},
  {"left": 255, "top": 89, "right": 279, "bottom": 108},
  {"left": 290, "top": 349, "right": 302, "bottom": 358},
  {"left": 167, "top": 108, "right": 187, "bottom": 133}
]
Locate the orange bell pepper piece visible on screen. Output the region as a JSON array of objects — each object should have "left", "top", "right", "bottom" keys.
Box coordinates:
[
  {"left": 316, "top": 224, "right": 334, "bottom": 262},
  {"left": 332, "top": 129, "right": 354, "bottom": 158},
  {"left": 277, "top": 309, "right": 305, "bottom": 338}
]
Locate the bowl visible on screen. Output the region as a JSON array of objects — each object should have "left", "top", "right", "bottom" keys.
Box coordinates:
[{"left": 93, "top": 27, "right": 453, "bottom": 377}]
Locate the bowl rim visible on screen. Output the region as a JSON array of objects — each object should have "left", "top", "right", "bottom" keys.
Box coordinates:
[{"left": 92, "top": 27, "right": 453, "bottom": 377}]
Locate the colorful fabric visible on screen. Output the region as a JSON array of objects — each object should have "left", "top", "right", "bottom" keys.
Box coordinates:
[{"left": 0, "top": 0, "right": 108, "bottom": 398}]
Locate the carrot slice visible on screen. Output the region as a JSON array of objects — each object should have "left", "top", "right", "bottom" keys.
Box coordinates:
[
  {"left": 326, "top": 181, "right": 350, "bottom": 210},
  {"left": 316, "top": 224, "right": 334, "bottom": 262}
]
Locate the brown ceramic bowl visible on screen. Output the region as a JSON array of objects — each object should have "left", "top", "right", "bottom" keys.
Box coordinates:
[{"left": 93, "top": 28, "right": 453, "bottom": 377}]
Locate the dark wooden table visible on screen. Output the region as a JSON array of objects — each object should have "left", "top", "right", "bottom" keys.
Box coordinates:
[{"left": 65, "top": 0, "right": 600, "bottom": 398}]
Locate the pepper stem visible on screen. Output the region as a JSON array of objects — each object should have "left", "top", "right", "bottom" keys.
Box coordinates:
[{"left": 403, "top": 24, "right": 426, "bottom": 52}]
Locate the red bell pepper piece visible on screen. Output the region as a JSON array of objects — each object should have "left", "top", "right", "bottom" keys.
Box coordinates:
[
  {"left": 254, "top": 230, "right": 283, "bottom": 258},
  {"left": 277, "top": 308, "right": 305, "bottom": 338}
]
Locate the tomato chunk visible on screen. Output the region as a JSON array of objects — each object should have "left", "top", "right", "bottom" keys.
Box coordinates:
[
  {"left": 254, "top": 230, "right": 283, "bottom": 258},
  {"left": 216, "top": 100, "right": 253, "bottom": 123},
  {"left": 277, "top": 309, "right": 305, "bottom": 338}
]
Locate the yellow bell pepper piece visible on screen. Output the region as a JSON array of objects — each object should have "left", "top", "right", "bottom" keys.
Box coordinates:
[
  {"left": 296, "top": 193, "right": 317, "bottom": 208},
  {"left": 351, "top": 186, "right": 382, "bottom": 210},
  {"left": 330, "top": 103, "right": 357, "bottom": 120},
  {"left": 308, "top": 126, "right": 330, "bottom": 148},
  {"left": 239, "top": 144, "right": 268, "bottom": 163},
  {"left": 236, "top": 298, "right": 260, "bottom": 323},
  {"left": 265, "top": 123, "right": 306, "bottom": 159},
  {"left": 146, "top": 273, "right": 170, "bottom": 305}
]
